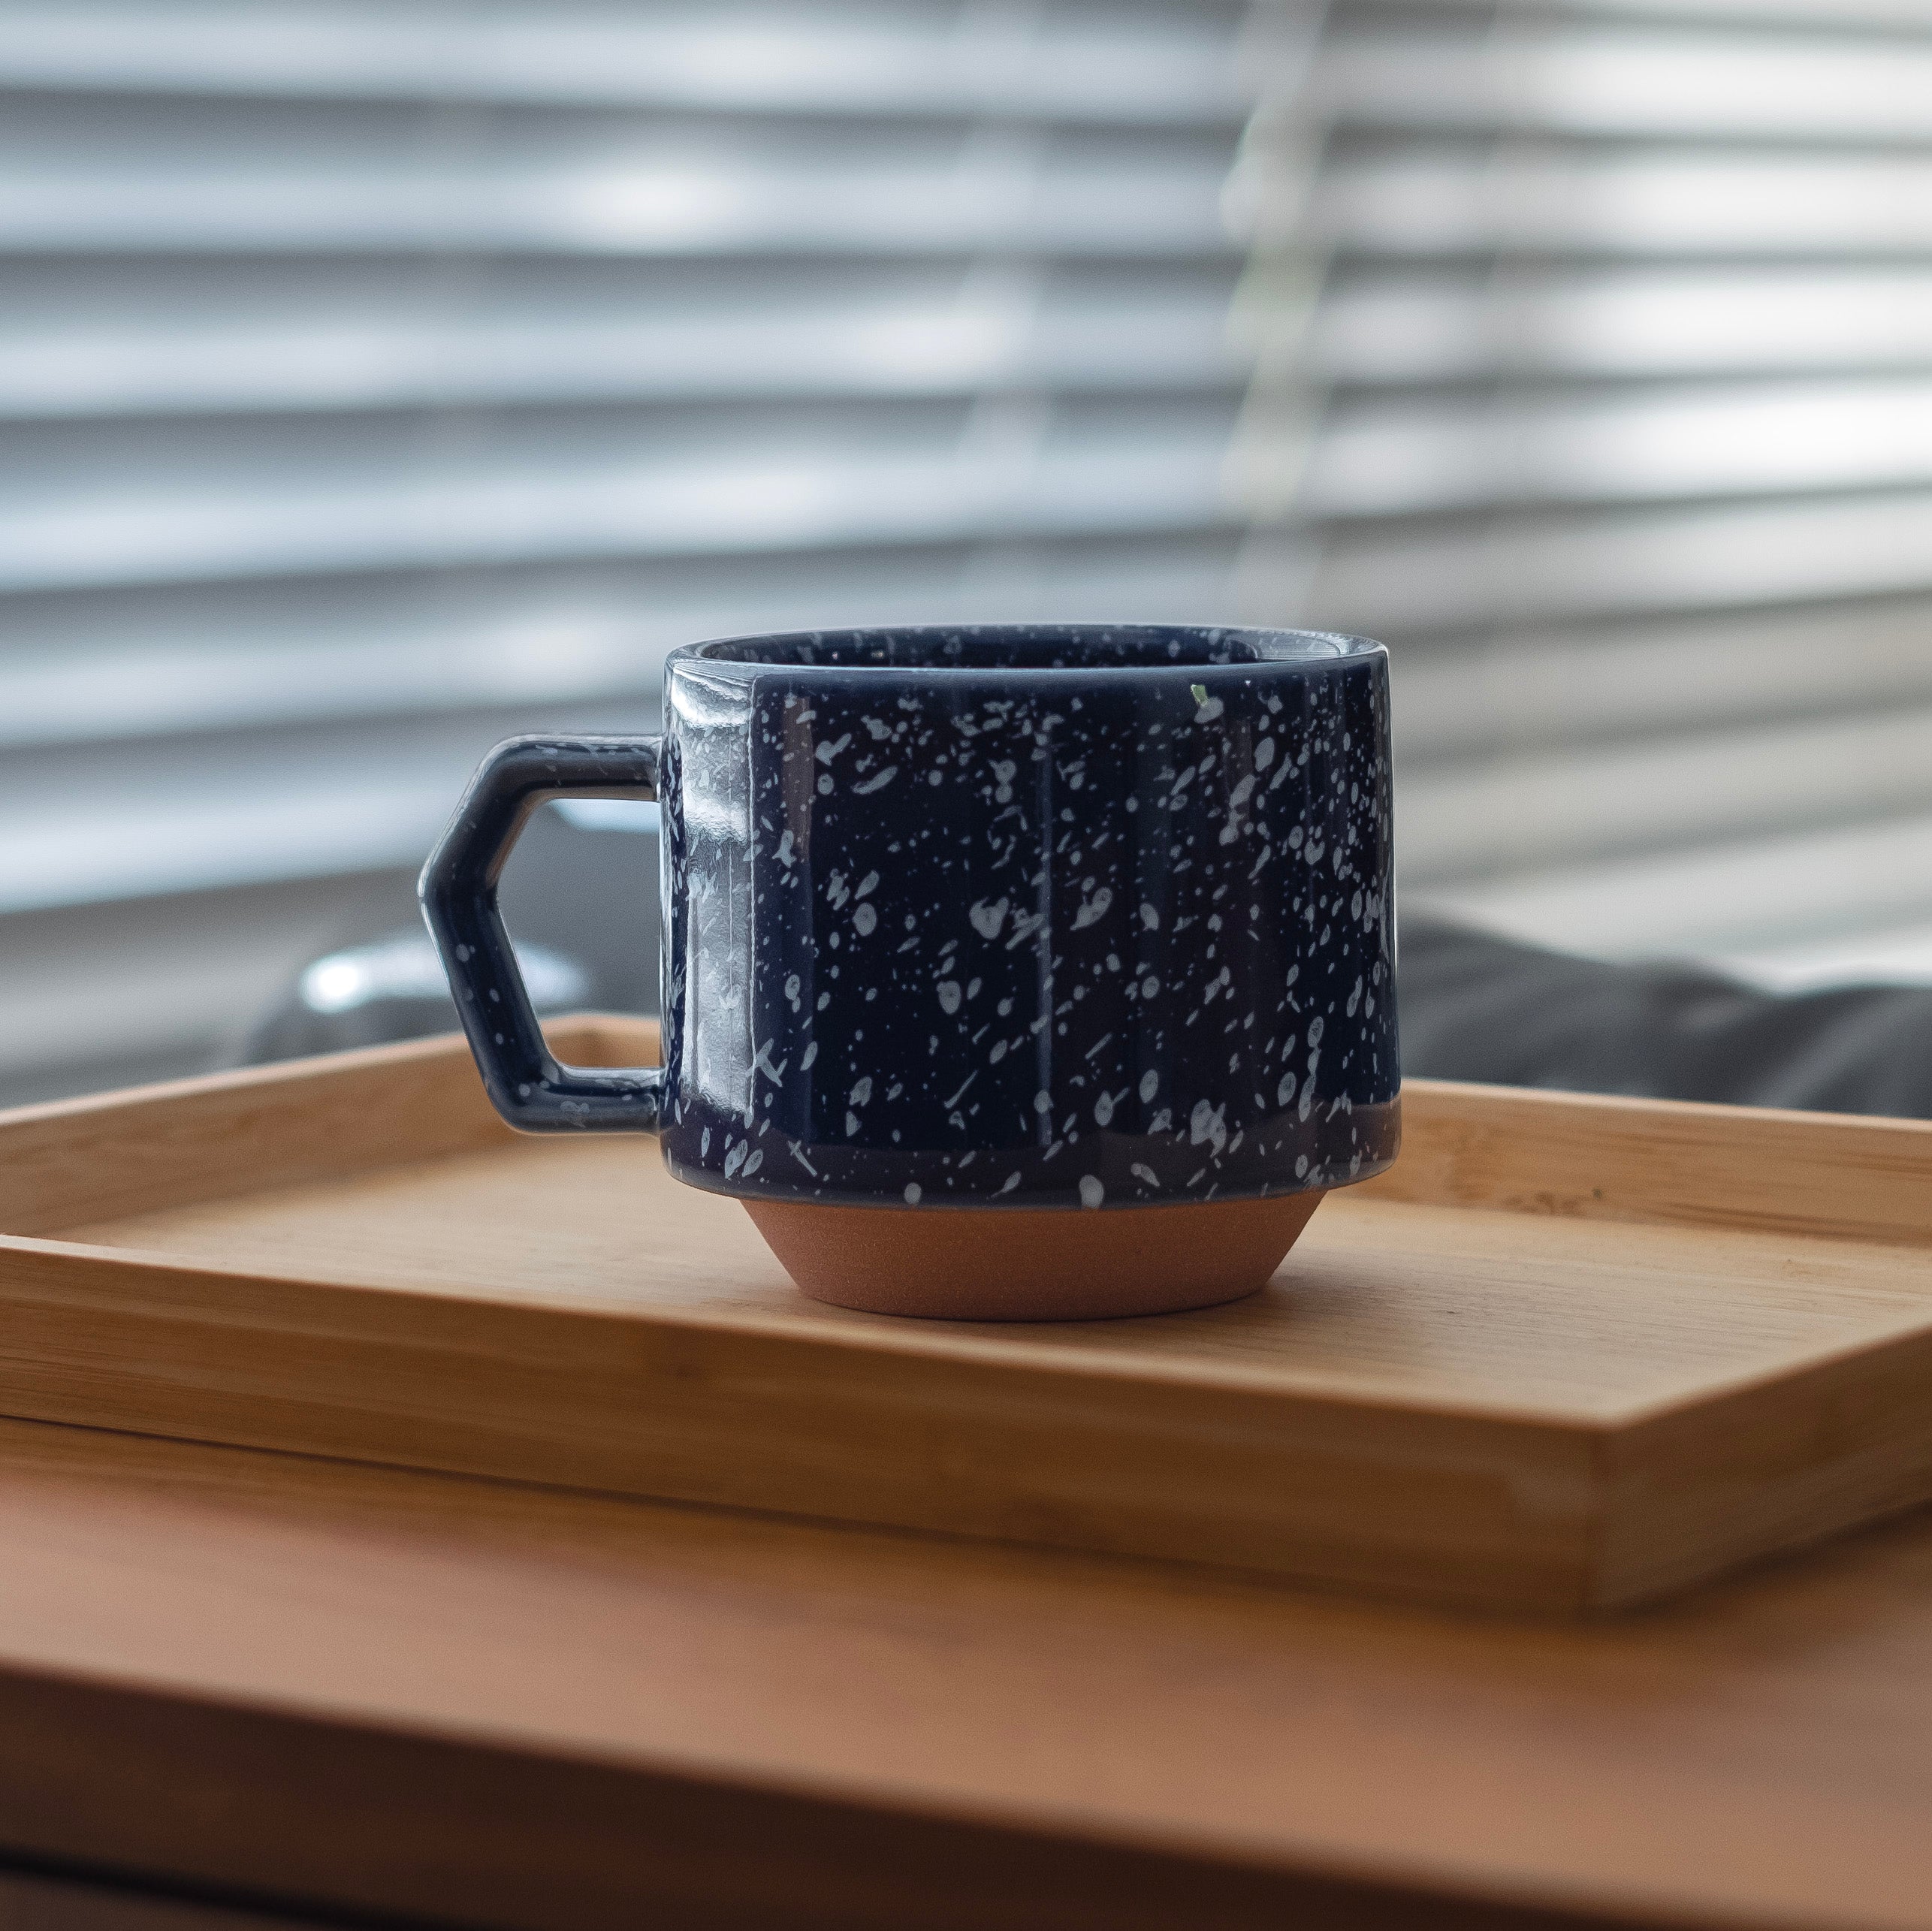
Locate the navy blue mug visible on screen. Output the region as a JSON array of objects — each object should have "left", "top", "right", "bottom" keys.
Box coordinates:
[{"left": 424, "top": 624, "right": 1399, "bottom": 1320}]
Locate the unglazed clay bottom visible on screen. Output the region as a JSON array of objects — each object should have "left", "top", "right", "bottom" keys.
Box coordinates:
[{"left": 741, "top": 1190, "right": 1326, "bottom": 1320}]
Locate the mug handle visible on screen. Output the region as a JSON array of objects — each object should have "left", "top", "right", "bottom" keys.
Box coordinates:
[{"left": 420, "top": 734, "right": 665, "bottom": 1132}]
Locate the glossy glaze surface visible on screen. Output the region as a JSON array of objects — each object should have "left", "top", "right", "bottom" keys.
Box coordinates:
[{"left": 658, "top": 625, "right": 1398, "bottom": 1211}]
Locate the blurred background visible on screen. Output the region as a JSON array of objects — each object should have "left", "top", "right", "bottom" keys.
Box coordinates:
[{"left": 5, "top": 0, "right": 1931, "bottom": 1104}]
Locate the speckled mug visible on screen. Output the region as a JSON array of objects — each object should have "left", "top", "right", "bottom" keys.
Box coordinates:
[{"left": 423, "top": 624, "right": 1400, "bottom": 1320}]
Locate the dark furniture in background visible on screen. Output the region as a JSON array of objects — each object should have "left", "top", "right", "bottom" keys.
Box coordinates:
[{"left": 1399, "top": 914, "right": 1932, "bottom": 1120}]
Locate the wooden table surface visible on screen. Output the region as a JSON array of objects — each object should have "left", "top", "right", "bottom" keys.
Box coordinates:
[{"left": 0, "top": 1414, "right": 1928, "bottom": 1931}]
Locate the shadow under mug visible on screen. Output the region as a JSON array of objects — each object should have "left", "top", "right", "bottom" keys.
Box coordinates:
[{"left": 423, "top": 623, "right": 1400, "bottom": 1319}]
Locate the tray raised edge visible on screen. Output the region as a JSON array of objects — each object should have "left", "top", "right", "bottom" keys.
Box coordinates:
[{"left": 5, "top": 1016, "right": 1932, "bottom": 1614}]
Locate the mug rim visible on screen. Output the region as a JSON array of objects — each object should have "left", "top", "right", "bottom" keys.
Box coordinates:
[{"left": 669, "top": 621, "right": 1384, "bottom": 675}]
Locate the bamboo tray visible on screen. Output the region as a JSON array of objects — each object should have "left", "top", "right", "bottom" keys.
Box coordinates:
[{"left": 6, "top": 1015, "right": 1932, "bottom": 1614}]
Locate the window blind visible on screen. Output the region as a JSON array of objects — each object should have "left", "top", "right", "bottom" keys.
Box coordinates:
[
  {"left": 1236, "top": 0, "right": 1932, "bottom": 990},
  {"left": 0, "top": 0, "right": 1277, "bottom": 1098},
  {"left": 8, "top": 0, "right": 1928, "bottom": 1104}
]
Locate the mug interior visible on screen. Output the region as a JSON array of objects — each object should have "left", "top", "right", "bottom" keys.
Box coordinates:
[{"left": 681, "top": 623, "right": 1377, "bottom": 672}]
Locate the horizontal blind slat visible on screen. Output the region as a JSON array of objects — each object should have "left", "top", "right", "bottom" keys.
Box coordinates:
[
  {"left": 0, "top": 4, "right": 1257, "bottom": 125},
  {"left": 0, "top": 286, "right": 1245, "bottom": 418},
  {"left": 0, "top": 535, "right": 1246, "bottom": 753},
  {"left": 1306, "top": 268, "right": 1932, "bottom": 382}
]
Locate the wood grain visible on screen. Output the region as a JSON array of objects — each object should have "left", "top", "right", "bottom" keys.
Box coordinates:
[
  {"left": 8, "top": 1020, "right": 1932, "bottom": 1610},
  {"left": 0, "top": 1415, "right": 1927, "bottom": 1930},
  {"left": 0, "top": 1014, "right": 638, "bottom": 1238},
  {"left": 1368, "top": 1076, "right": 1932, "bottom": 1248}
]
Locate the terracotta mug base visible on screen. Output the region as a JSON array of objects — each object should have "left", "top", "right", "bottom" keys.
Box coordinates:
[{"left": 741, "top": 1189, "right": 1327, "bottom": 1321}]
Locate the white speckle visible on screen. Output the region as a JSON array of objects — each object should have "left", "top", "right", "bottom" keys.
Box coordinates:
[
  {"left": 1139, "top": 1070, "right": 1160, "bottom": 1103},
  {"left": 1131, "top": 1162, "right": 1160, "bottom": 1187},
  {"left": 1139, "top": 902, "right": 1161, "bottom": 931},
  {"left": 853, "top": 767, "right": 898, "bottom": 794},
  {"left": 1295, "top": 1154, "right": 1310, "bottom": 1178},
  {"left": 846, "top": 1112, "right": 861, "bottom": 1136},
  {"left": 741, "top": 1150, "right": 763, "bottom": 1177},
  {"left": 853, "top": 902, "right": 878, "bottom": 936},
  {"left": 969, "top": 897, "right": 1009, "bottom": 940},
  {"left": 1140, "top": 975, "right": 1160, "bottom": 998},
  {"left": 1255, "top": 738, "right": 1275, "bottom": 770},
  {"left": 1277, "top": 1071, "right": 1297, "bottom": 1107},
  {"left": 1033, "top": 1090, "right": 1052, "bottom": 1114},
  {"left": 800, "top": 1040, "right": 819, "bottom": 1070},
  {"left": 1071, "top": 887, "right": 1114, "bottom": 931},
  {"left": 454, "top": 943, "right": 471, "bottom": 962},
  {"left": 1188, "top": 1098, "right": 1227, "bottom": 1151},
  {"left": 814, "top": 734, "right": 851, "bottom": 764},
  {"left": 1094, "top": 1092, "right": 1115, "bottom": 1126},
  {"left": 967, "top": 976, "right": 981, "bottom": 998},
  {"left": 857, "top": 870, "right": 880, "bottom": 898},
  {"left": 1309, "top": 1015, "right": 1326, "bottom": 1045},
  {"left": 1000, "top": 1171, "right": 1022, "bottom": 1193},
  {"left": 701, "top": 1128, "right": 711, "bottom": 1157},
  {"left": 817, "top": 774, "right": 833, "bottom": 795},
  {"left": 783, "top": 973, "right": 801, "bottom": 1009},
  {"left": 937, "top": 979, "right": 962, "bottom": 1014},
  {"left": 775, "top": 830, "right": 795, "bottom": 866},
  {"left": 1078, "top": 1175, "right": 1105, "bottom": 1208},
  {"left": 997, "top": 997, "right": 1013, "bottom": 1016},
  {"left": 817, "top": 991, "right": 831, "bottom": 1010},
  {"left": 904, "top": 1183, "right": 922, "bottom": 1205},
  {"left": 850, "top": 1076, "right": 872, "bottom": 1106},
  {"left": 724, "top": 1141, "right": 747, "bottom": 1178},
  {"left": 1194, "top": 694, "right": 1224, "bottom": 723}
]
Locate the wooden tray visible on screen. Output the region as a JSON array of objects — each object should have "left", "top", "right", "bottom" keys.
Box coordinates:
[{"left": 5, "top": 1014, "right": 1932, "bottom": 1613}]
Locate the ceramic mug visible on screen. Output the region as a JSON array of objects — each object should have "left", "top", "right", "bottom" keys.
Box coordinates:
[{"left": 423, "top": 623, "right": 1399, "bottom": 1320}]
